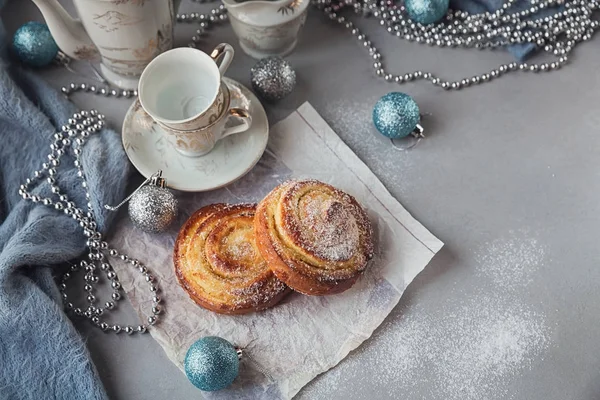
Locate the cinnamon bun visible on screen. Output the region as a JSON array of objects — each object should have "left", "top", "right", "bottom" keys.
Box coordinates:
[
  {"left": 254, "top": 180, "right": 374, "bottom": 295},
  {"left": 174, "top": 203, "right": 289, "bottom": 314}
]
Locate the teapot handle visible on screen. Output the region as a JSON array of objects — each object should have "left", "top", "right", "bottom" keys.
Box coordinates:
[{"left": 210, "top": 43, "right": 235, "bottom": 77}]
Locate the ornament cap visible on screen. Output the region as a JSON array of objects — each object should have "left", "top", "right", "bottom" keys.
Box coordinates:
[
  {"left": 104, "top": 170, "right": 167, "bottom": 211},
  {"left": 390, "top": 122, "right": 425, "bottom": 151},
  {"left": 150, "top": 170, "right": 166, "bottom": 188},
  {"left": 411, "top": 123, "right": 425, "bottom": 138}
]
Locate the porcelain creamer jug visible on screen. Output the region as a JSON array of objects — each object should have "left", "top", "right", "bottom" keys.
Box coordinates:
[
  {"left": 222, "top": 0, "right": 309, "bottom": 59},
  {"left": 31, "top": 0, "right": 181, "bottom": 89}
]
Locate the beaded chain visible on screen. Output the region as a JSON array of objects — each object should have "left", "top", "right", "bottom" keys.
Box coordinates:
[
  {"left": 313, "top": 0, "right": 599, "bottom": 89},
  {"left": 20, "top": 110, "right": 161, "bottom": 334}
]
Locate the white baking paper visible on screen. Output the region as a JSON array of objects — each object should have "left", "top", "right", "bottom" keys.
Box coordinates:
[{"left": 109, "top": 102, "right": 443, "bottom": 399}]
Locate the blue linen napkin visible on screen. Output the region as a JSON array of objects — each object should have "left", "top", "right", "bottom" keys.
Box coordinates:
[{"left": 0, "top": 4, "right": 129, "bottom": 400}]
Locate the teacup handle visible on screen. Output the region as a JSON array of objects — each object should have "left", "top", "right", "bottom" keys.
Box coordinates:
[
  {"left": 222, "top": 108, "right": 252, "bottom": 138},
  {"left": 210, "top": 43, "right": 235, "bottom": 77}
]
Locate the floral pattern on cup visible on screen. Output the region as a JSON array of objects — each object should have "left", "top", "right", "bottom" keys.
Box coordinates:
[
  {"left": 160, "top": 106, "right": 252, "bottom": 157},
  {"left": 172, "top": 128, "right": 217, "bottom": 156}
]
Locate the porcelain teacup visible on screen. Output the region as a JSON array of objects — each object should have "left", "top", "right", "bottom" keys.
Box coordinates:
[
  {"left": 138, "top": 44, "right": 252, "bottom": 156},
  {"left": 138, "top": 44, "right": 234, "bottom": 131}
]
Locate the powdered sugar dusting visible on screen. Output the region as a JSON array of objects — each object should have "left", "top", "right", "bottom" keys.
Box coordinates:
[
  {"left": 233, "top": 278, "right": 287, "bottom": 308},
  {"left": 276, "top": 180, "right": 373, "bottom": 265},
  {"left": 432, "top": 297, "right": 549, "bottom": 399},
  {"left": 221, "top": 228, "right": 254, "bottom": 261},
  {"left": 301, "top": 196, "right": 359, "bottom": 261},
  {"left": 321, "top": 97, "right": 376, "bottom": 142},
  {"left": 299, "top": 232, "right": 551, "bottom": 400},
  {"left": 476, "top": 233, "right": 545, "bottom": 288}
]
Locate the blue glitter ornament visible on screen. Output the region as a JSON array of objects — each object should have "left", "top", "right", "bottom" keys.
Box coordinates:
[
  {"left": 373, "top": 92, "right": 421, "bottom": 139},
  {"left": 12, "top": 22, "right": 59, "bottom": 68},
  {"left": 405, "top": 0, "right": 449, "bottom": 25},
  {"left": 184, "top": 336, "right": 240, "bottom": 391}
]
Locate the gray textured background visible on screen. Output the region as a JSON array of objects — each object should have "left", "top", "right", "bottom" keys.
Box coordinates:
[{"left": 5, "top": 0, "right": 600, "bottom": 399}]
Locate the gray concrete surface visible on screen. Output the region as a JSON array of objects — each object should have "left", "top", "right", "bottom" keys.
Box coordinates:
[{"left": 5, "top": 0, "right": 600, "bottom": 399}]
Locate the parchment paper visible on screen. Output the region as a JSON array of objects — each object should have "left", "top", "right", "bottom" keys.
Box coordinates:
[{"left": 109, "top": 103, "right": 443, "bottom": 399}]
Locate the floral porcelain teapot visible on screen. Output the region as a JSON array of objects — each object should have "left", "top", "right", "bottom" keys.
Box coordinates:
[
  {"left": 222, "top": 0, "right": 309, "bottom": 59},
  {"left": 31, "top": 0, "right": 181, "bottom": 89}
]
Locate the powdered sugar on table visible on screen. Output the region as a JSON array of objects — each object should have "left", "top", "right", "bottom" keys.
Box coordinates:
[{"left": 299, "top": 231, "right": 551, "bottom": 400}]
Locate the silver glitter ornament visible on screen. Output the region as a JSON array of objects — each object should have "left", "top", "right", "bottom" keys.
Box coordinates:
[
  {"left": 129, "top": 187, "right": 177, "bottom": 233},
  {"left": 106, "top": 171, "right": 178, "bottom": 233},
  {"left": 250, "top": 57, "right": 296, "bottom": 102}
]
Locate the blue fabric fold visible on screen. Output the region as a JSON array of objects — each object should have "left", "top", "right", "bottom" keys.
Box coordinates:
[
  {"left": 0, "top": 4, "right": 129, "bottom": 399},
  {"left": 451, "top": 0, "right": 559, "bottom": 60}
]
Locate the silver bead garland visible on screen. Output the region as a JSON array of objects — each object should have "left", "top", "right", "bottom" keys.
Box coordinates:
[
  {"left": 19, "top": 110, "right": 161, "bottom": 334},
  {"left": 60, "top": 0, "right": 599, "bottom": 95},
  {"left": 314, "top": 0, "right": 599, "bottom": 90},
  {"left": 60, "top": 82, "right": 137, "bottom": 98}
]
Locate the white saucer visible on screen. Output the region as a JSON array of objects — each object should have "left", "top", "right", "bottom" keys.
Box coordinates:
[{"left": 122, "top": 78, "right": 269, "bottom": 192}]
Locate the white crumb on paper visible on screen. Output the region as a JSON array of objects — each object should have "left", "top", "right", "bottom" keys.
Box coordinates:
[{"left": 299, "top": 232, "right": 550, "bottom": 400}]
